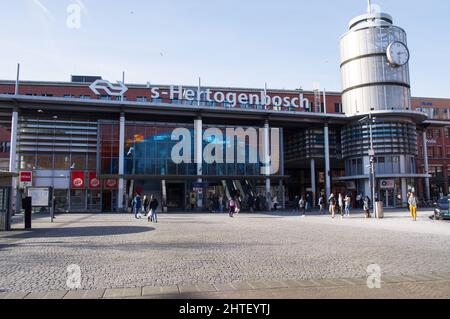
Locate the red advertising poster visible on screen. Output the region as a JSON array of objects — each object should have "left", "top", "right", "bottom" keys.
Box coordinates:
[
  {"left": 103, "top": 179, "right": 118, "bottom": 190},
  {"left": 88, "top": 172, "right": 101, "bottom": 189},
  {"left": 71, "top": 171, "right": 85, "bottom": 189}
]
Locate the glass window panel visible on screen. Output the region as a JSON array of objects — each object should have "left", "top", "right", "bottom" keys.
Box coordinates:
[
  {"left": 37, "top": 154, "right": 53, "bottom": 169},
  {"left": 54, "top": 154, "right": 70, "bottom": 170},
  {"left": 71, "top": 154, "right": 87, "bottom": 170}
]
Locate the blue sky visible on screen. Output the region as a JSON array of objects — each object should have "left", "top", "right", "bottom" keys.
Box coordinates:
[{"left": 0, "top": 0, "right": 449, "bottom": 97}]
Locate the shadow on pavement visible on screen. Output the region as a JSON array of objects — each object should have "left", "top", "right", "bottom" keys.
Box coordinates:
[{"left": 4, "top": 226, "right": 155, "bottom": 239}]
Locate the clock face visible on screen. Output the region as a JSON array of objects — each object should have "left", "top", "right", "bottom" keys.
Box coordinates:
[{"left": 387, "top": 41, "right": 410, "bottom": 67}]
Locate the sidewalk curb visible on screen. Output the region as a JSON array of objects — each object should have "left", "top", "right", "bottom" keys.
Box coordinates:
[{"left": 1, "top": 272, "right": 449, "bottom": 300}]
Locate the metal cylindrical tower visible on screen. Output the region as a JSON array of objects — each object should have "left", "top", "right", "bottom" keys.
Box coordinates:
[
  {"left": 340, "top": 12, "right": 411, "bottom": 116},
  {"left": 338, "top": 8, "right": 426, "bottom": 208}
]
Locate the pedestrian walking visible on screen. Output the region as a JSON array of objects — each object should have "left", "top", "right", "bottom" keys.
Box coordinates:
[
  {"left": 248, "top": 194, "right": 255, "bottom": 213},
  {"left": 338, "top": 193, "right": 344, "bottom": 217},
  {"left": 363, "top": 196, "right": 371, "bottom": 218},
  {"left": 190, "top": 196, "right": 197, "bottom": 211},
  {"left": 329, "top": 193, "right": 336, "bottom": 218},
  {"left": 143, "top": 195, "right": 150, "bottom": 217},
  {"left": 219, "top": 196, "right": 224, "bottom": 213},
  {"left": 408, "top": 192, "right": 418, "bottom": 221},
  {"left": 272, "top": 196, "right": 279, "bottom": 211},
  {"left": 229, "top": 197, "right": 236, "bottom": 218},
  {"left": 305, "top": 193, "right": 311, "bottom": 213},
  {"left": 293, "top": 195, "right": 300, "bottom": 213},
  {"left": 318, "top": 195, "right": 325, "bottom": 214},
  {"left": 133, "top": 193, "right": 142, "bottom": 219},
  {"left": 299, "top": 196, "right": 306, "bottom": 217},
  {"left": 148, "top": 195, "right": 159, "bottom": 223},
  {"left": 344, "top": 194, "right": 351, "bottom": 217},
  {"left": 235, "top": 197, "right": 241, "bottom": 215}
]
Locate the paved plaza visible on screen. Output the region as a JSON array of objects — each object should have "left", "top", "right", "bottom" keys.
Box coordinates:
[{"left": 0, "top": 210, "right": 449, "bottom": 298}]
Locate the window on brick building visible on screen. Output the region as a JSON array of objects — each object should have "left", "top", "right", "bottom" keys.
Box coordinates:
[
  {"left": 427, "top": 128, "right": 433, "bottom": 138},
  {"left": 428, "top": 147, "right": 434, "bottom": 158},
  {"left": 0, "top": 142, "right": 10, "bottom": 153},
  {"left": 334, "top": 103, "right": 342, "bottom": 113},
  {"left": 437, "top": 147, "right": 443, "bottom": 158},
  {"left": 436, "top": 128, "right": 442, "bottom": 138},
  {"left": 446, "top": 128, "right": 450, "bottom": 138},
  {"left": 447, "top": 148, "right": 450, "bottom": 158}
]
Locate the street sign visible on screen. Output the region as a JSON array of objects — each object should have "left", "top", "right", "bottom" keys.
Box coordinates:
[{"left": 19, "top": 171, "right": 32, "bottom": 188}]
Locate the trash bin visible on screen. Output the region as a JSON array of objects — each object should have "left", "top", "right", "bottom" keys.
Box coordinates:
[
  {"left": 375, "top": 201, "right": 384, "bottom": 219},
  {"left": 23, "top": 197, "right": 32, "bottom": 229}
]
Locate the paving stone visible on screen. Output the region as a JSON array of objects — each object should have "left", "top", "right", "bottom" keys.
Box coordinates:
[
  {"left": 196, "top": 284, "right": 217, "bottom": 293},
  {"left": 103, "top": 287, "right": 141, "bottom": 298},
  {"left": 281, "top": 280, "right": 304, "bottom": 288},
  {"left": 296, "top": 280, "right": 321, "bottom": 287},
  {"left": 342, "top": 277, "right": 367, "bottom": 285},
  {"left": 230, "top": 282, "right": 254, "bottom": 291},
  {"left": 3, "top": 292, "right": 29, "bottom": 299},
  {"left": 25, "top": 292, "right": 47, "bottom": 299},
  {"left": 83, "top": 289, "right": 106, "bottom": 299},
  {"left": 43, "top": 291, "right": 68, "bottom": 299},
  {"left": 263, "top": 280, "right": 289, "bottom": 289},
  {"left": 247, "top": 281, "right": 270, "bottom": 289},
  {"left": 179, "top": 284, "right": 199, "bottom": 294},
  {"left": 64, "top": 290, "right": 87, "bottom": 299},
  {"left": 313, "top": 279, "right": 347, "bottom": 287},
  {"left": 213, "top": 283, "right": 236, "bottom": 292},
  {"left": 410, "top": 274, "right": 440, "bottom": 282}
]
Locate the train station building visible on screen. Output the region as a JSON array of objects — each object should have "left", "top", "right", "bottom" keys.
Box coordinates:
[{"left": 0, "top": 8, "right": 448, "bottom": 214}]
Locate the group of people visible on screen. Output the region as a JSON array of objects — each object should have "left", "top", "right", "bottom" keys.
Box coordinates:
[
  {"left": 325, "top": 193, "right": 353, "bottom": 218},
  {"left": 131, "top": 193, "right": 159, "bottom": 223},
  {"left": 131, "top": 189, "right": 420, "bottom": 222}
]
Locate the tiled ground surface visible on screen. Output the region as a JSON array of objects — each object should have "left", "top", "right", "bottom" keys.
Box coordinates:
[{"left": 0, "top": 210, "right": 449, "bottom": 295}]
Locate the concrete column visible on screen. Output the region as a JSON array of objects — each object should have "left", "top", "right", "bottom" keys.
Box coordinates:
[
  {"left": 9, "top": 110, "right": 18, "bottom": 215},
  {"left": 310, "top": 158, "right": 316, "bottom": 207},
  {"left": 118, "top": 114, "right": 125, "bottom": 212},
  {"left": 422, "top": 129, "right": 431, "bottom": 200},
  {"left": 324, "top": 123, "right": 331, "bottom": 199},
  {"left": 264, "top": 120, "right": 271, "bottom": 210},
  {"left": 195, "top": 117, "right": 203, "bottom": 208}
]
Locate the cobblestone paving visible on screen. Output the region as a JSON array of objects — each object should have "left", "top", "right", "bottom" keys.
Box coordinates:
[{"left": 0, "top": 211, "right": 449, "bottom": 293}]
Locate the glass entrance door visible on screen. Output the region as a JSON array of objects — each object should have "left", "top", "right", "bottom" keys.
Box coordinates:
[{"left": 382, "top": 189, "right": 395, "bottom": 208}]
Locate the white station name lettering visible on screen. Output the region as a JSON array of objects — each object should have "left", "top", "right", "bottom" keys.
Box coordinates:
[{"left": 150, "top": 85, "right": 310, "bottom": 108}]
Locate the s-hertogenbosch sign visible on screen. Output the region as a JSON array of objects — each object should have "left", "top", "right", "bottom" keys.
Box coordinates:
[{"left": 89, "top": 79, "right": 310, "bottom": 109}]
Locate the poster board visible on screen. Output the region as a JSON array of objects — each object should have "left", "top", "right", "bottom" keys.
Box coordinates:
[{"left": 27, "top": 187, "right": 50, "bottom": 207}]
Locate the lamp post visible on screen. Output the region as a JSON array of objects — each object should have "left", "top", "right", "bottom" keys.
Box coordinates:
[{"left": 360, "top": 114, "right": 377, "bottom": 216}]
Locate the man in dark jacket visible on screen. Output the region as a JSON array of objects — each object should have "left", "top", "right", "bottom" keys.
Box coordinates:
[{"left": 148, "top": 195, "right": 159, "bottom": 223}]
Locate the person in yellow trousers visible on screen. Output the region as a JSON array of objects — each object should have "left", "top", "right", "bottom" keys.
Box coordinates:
[{"left": 408, "top": 192, "right": 418, "bottom": 221}]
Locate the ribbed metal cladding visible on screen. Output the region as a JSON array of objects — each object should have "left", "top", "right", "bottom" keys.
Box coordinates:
[
  {"left": 340, "top": 12, "right": 411, "bottom": 116},
  {"left": 341, "top": 120, "right": 418, "bottom": 158},
  {"left": 18, "top": 116, "right": 98, "bottom": 154}
]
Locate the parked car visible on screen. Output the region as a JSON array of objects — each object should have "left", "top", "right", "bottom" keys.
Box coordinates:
[{"left": 433, "top": 197, "right": 450, "bottom": 220}]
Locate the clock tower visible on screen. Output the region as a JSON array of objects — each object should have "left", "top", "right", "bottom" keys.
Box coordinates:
[
  {"left": 340, "top": 8, "right": 411, "bottom": 115},
  {"left": 338, "top": 4, "right": 428, "bottom": 207}
]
